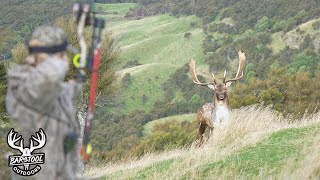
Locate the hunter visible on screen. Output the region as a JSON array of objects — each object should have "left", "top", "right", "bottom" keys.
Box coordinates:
[{"left": 6, "top": 26, "right": 82, "bottom": 179}]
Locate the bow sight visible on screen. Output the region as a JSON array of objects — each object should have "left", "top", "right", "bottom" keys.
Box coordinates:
[{"left": 73, "top": 2, "right": 105, "bottom": 72}]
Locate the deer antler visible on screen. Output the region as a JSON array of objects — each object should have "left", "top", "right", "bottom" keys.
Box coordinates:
[
  {"left": 189, "top": 59, "right": 216, "bottom": 86},
  {"left": 29, "top": 129, "right": 46, "bottom": 152},
  {"left": 225, "top": 51, "right": 246, "bottom": 83},
  {"left": 7, "top": 129, "right": 24, "bottom": 153}
]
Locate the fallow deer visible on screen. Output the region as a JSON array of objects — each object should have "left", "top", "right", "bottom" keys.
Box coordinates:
[{"left": 189, "top": 51, "right": 246, "bottom": 146}]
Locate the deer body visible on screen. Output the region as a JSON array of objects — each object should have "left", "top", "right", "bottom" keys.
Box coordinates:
[{"left": 189, "top": 51, "right": 246, "bottom": 146}]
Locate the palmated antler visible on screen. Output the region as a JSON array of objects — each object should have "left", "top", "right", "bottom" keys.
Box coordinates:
[
  {"left": 189, "top": 59, "right": 216, "bottom": 86},
  {"left": 224, "top": 51, "right": 246, "bottom": 83}
]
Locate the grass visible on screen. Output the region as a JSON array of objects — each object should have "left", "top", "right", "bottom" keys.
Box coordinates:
[
  {"left": 119, "top": 63, "right": 177, "bottom": 112},
  {"left": 84, "top": 5, "right": 320, "bottom": 178},
  {"left": 104, "top": 13, "right": 205, "bottom": 113},
  {"left": 96, "top": 3, "right": 138, "bottom": 15},
  {"left": 112, "top": 15, "right": 204, "bottom": 65},
  {"left": 143, "top": 113, "right": 196, "bottom": 136},
  {"left": 269, "top": 31, "right": 286, "bottom": 54},
  {"left": 283, "top": 18, "right": 320, "bottom": 50},
  {"left": 133, "top": 159, "right": 176, "bottom": 179},
  {"left": 95, "top": 3, "right": 138, "bottom": 26},
  {"left": 201, "top": 125, "right": 318, "bottom": 178},
  {"left": 85, "top": 106, "right": 320, "bottom": 179}
]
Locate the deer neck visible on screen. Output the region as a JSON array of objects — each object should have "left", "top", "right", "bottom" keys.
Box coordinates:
[{"left": 212, "top": 94, "right": 230, "bottom": 127}]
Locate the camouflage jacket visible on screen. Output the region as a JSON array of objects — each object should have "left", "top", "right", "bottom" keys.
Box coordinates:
[{"left": 6, "top": 57, "right": 82, "bottom": 180}]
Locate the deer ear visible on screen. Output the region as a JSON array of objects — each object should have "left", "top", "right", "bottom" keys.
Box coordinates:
[
  {"left": 226, "top": 82, "right": 232, "bottom": 87},
  {"left": 207, "top": 84, "right": 215, "bottom": 90}
]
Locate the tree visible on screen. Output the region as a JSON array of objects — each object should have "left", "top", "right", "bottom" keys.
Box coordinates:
[
  {"left": 189, "top": 94, "right": 201, "bottom": 109},
  {"left": 255, "top": 16, "right": 273, "bottom": 32},
  {"left": 289, "top": 53, "right": 314, "bottom": 72}
]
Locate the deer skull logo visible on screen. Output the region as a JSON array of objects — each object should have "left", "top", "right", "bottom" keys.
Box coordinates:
[{"left": 7, "top": 128, "right": 46, "bottom": 176}]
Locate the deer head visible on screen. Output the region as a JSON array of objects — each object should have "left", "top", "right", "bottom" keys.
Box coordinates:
[{"left": 189, "top": 51, "right": 246, "bottom": 104}]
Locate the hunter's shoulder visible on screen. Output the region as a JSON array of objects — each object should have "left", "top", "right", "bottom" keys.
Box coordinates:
[{"left": 7, "top": 64, "right": 32, "bottom": 78}]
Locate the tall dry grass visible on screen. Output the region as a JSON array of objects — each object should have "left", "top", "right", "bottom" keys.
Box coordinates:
[{"left": 84, "top": 105, "right": 320, "bottom": 179}]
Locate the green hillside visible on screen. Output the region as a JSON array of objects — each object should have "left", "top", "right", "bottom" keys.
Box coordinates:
[
  {"left": 97, "top": 2, "right": 206, "bottom": 113},
  {"left": 2, "top": 1, "right": 320, "bottom": 178},
  {"left": 85, "top": 106, "right": 320, "bottom": 179},
  {"left": 88, "top": 2, "right": 320, "bottom": 165}
]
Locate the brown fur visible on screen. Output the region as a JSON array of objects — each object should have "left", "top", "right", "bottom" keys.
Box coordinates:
[
  {"left": 197, "top": 103, "right": 214, "bottom": 146},
  {"left": 190, "top": 51, "right": 246, "bottom": 147},
  {"left": 196, "top": 84, "right": 229, "bottom": 147}
]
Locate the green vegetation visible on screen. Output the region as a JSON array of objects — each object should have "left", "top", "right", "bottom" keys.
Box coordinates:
[
  {"left": 0, "top": 0, "right": 76, "bottom": 54},
  {"left": 91, "top": 107, "right": 320, "bottom": 179},
  {"left": 2, "top": 1, "right": 320, "bottom": 178},
  {"left": 268, "top": 32, "right": 286, "bottom": 54},
  {"left": 107, "top": 14, "right": 205, "bottom": 113},
  {"left": 97, "top": 3, "right": 137, "bottom": 14},
  {"left": 87, "top": 2, "right": 320, "bottom": 165},
  {"left": 96, "top": 3, "right": 138, "bottom": 23},
  {"left": 143, "top": 113, "right": 195, "bottom": 136},
  {"left": 202, "top": 125, "right": 318, "bottom": 177}
]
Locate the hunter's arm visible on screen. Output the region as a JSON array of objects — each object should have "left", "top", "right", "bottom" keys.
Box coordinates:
[{"left": 11, "top": 57, "right": 68, "bottom": 111}]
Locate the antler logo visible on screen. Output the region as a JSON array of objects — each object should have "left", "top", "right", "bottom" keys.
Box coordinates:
[{"left": 7, "top": 128, "right": 46, "bottom": 176}]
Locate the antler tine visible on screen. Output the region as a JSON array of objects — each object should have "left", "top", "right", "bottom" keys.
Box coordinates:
[
  {"left": 7, "top": 129, "right": 24, "bottom": 153},
  {"left": 211, "top": 73, "right": 217, "bottom": 85},
  {"left": 30, "top": 129, "right": 46, "bottom": 152},
  {"left": 225, "top": 71, "right": 244, "bottom": 82},
  {"left": 189, "top": 59, "right": 213, "bottom": 86},
  {"left": 225, "top": 50, "right": 246, "bottom": 83}
]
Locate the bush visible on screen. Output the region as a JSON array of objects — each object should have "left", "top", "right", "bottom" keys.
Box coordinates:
[
  {"left": 122, "top": 73, "right": 132, "bottom": 88},
  {"left": 184, "top": 32, "right": 192, "bottom": 39},
  {"left": 312, "top": 21, "right": 320, "bottom": 30},
  {"left": 122, "top": 60, "right": 142, "bottom": 68},
  {"left": 255, "top": 16, "right": 273, "bottom": 32},
  {"left": 131, "top": 120, "right": 197, "bottom": 157}
]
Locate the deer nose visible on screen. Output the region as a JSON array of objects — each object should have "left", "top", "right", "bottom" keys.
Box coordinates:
[{"left": 218, "top": 94, "right": 224, "bottom": 100}]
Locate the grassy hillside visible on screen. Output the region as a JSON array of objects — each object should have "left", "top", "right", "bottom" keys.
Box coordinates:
[
  {"left": 97, "top": 3, "right": 206, "bottom": 113},
  {"left": 3, "top": 3, "right": 320, "bottom": 177},
  {"left": 96, "top": 3, "right": 138, "bottom": 24},
  {"left": 88, "top": 2, "right": 320, "bottom": 164},
  {"left": 85, "top": 106, "right": 320, "bottom": 179}
]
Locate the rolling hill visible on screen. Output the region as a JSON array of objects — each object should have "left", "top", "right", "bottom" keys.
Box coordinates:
[
  {"left": 83, "top": 3, "right": 320, "bottom": 178},
  {"left": 103, "top": 9, "right": 206, "bottom": 113},
  {"left": 1, "top": 2, "right": 320, "bottom": 179},
  {"left": 85, "top": 106, "right": 320, "bottom": 179}
]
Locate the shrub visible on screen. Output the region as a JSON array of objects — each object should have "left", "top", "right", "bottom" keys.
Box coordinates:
[
  {"left": 184, "top": 32, "right": 192, "bottom": 39},
  {"left": 255, "top": 16, "right": 273, "bottom": 32},
  {"left": 131, "top": 120, "right": 197, "bottom": 157}
]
